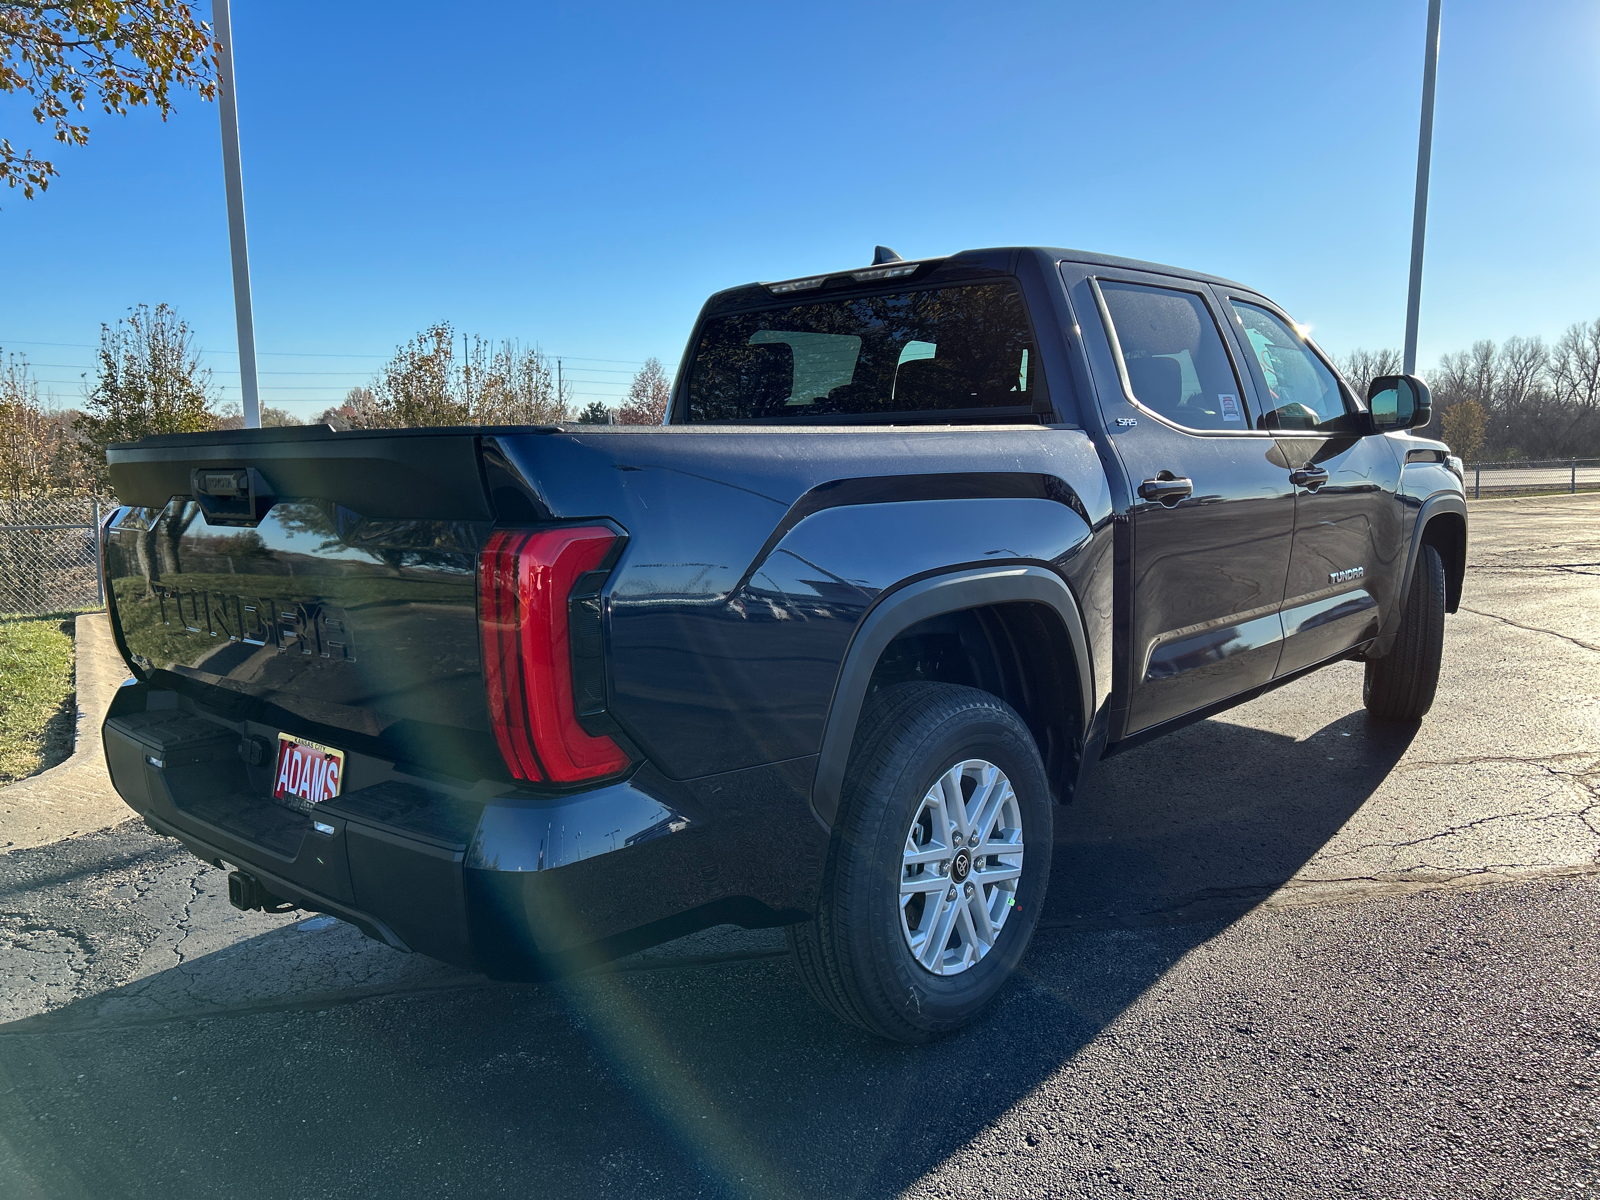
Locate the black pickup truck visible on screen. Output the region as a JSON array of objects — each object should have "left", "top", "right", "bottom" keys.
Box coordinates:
[{"left": 100, "top": 246, "right": 1466, "bottom": 1042}]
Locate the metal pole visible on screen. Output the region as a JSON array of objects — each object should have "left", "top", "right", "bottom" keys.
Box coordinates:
[
  {"left": 92, "top": 497, "right": 105, "bottom": 608},
  {"left": 1474, "top": 464, "right": 1480, "bottom": 499},
  {"left": 214, "top": 0, "right": 261, "bottom": 429},
  {"left": 1572, "top": 461, "right": 1577, "bottom": 494},
  {"left": 1402, "top": 0, "right": 1443, "bottom": 376}
]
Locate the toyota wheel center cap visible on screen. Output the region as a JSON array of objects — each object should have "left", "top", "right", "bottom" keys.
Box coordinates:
[{"left": 951, "top": 848, "right": 972, "bottom": 883}]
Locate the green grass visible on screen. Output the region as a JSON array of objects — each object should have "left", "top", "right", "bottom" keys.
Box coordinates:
[{"left": 0, "top": 615, "right": 76, "bottom": 784}]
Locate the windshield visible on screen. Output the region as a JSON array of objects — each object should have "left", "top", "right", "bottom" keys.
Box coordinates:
[{"left": 684, "top": 282, "right": 1038, "bottom": 421}]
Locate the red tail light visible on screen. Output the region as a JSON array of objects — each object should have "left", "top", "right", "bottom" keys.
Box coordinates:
[{"left": 478, "top": 526, "right": 630, "bottom": 784}]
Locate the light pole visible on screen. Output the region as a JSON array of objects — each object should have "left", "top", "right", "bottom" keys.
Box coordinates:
[
  {"left": 1402, "top": 0, "right": 1443, "bottom": 376},
  {"left": 214, "top": 0, "right": 261, "bottom": 428}
]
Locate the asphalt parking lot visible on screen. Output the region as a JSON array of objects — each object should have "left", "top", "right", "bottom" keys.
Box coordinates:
[{"left": 0, "top": 493, "right": 1596, "bottom": 1198}]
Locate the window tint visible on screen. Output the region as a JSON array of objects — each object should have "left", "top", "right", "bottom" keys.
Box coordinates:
[
  {"left": 1097, "top": 282, "right": 1246, "bottom": 430},
  {"left": 685, "top": 283, "right": 1037, "bottom": 421},
  {"left": 1229, "top": 301, "right": 1353, "bottom": 432}
]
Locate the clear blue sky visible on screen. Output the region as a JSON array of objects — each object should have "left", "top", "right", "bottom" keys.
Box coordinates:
[{"left": 1, "top": 0, "right": 1596, "bottom": 416}]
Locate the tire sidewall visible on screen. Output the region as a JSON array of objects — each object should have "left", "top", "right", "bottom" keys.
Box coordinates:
[{"left": 847, "top": 701, "right": 1052, "bottom": 1034}]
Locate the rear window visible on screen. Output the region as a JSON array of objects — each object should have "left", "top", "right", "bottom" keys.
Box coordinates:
[{"left": 684, "top": 283, "right": 1039, "bottom": 421}]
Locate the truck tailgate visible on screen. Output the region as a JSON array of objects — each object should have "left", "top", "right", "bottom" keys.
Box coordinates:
[{"left": 105, "top": 427, "right": 501, "bottom": 775}]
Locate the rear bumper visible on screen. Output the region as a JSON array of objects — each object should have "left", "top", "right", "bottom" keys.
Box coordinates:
[{"left": 103, "top": 684, "right": 828, "bottom": 977}]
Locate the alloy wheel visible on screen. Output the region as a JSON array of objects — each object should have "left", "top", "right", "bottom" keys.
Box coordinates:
[{"left": 898, "top": 758, "right": 1025, "bottom": 975}]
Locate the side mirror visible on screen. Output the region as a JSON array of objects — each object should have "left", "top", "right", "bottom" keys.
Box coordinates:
[{"left": 1366, "top": 374, "right": 1432, "bottom": 432}]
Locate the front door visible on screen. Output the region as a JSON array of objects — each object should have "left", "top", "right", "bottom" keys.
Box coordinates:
[
  {"left": 1220, "top": 296, "right": 1405, "bottom": 675},
  {"left": 1061, "top": 264, "right": 1297, "bottom": 735}
]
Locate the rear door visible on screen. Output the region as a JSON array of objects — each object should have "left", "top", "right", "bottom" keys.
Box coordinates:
[
  {"left": 1060, "top": 263, "right": 1296, "bottom": 734},
  {"left": 1217, "top": 293, "right": 1405, "bottom": 675}
]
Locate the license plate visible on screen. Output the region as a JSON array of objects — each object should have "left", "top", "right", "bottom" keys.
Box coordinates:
[{"left": 273, "top": 733, "right": 345, "bottom": 804}]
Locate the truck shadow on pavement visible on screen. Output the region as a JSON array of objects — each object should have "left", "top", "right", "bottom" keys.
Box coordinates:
[{"left": 0, "top": 709, "right": 1414, "bottom": 1199}]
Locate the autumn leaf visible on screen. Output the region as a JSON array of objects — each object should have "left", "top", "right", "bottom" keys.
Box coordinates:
[{"left": 0, "top": 1, "right": 217, "bottom": 201}]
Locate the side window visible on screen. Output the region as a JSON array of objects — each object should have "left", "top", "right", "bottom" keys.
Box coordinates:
[
  {"left": 1229, "top": 301, "right": 1354, "bottom": 432},
  {"left": 1096, "top": 281, "right": 1247, "bottom": 431}
]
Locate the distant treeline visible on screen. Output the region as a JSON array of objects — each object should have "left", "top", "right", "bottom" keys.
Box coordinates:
[
  {"left": 1338, "top": 317, "right": 1600, "bottom": 463},
  {"left": 4, "top": 303, "right": 1594, "bottom": 504},
  {"left": 0, "top": 307, "right": 674, "bottom": 499}
]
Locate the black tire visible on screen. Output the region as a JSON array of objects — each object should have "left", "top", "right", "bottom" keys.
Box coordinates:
[
  {"left": 1364, "top": 543, "right": 1446, "bottom": 722},
  {"left": 787, "top": 682, "right": 1053, "bottom": 1042}
]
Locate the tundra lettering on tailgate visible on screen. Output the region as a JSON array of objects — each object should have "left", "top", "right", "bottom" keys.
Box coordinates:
[{"left": 151, "top": 585, "right": 356, "bottom": 660}]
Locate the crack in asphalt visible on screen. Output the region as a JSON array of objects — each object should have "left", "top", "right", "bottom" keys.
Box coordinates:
[
  {"left": 1395, "top": 752, "right": 1600, "bottom": 773},
  {"left": 1473, "top": 565, "right": 1600, "bottom": 578},
  {"left": 1287, "top": 862, "right": 1599, "bottom": 889},
  {"left": 1458, "top": 605, "right": 1600, "bottom": 654},
  {"left": 0, "top": 842, "right": 185, "bottom": 899},
  {"left": 1036, "top": 863, "right": 1600, "bottom": 931},
  {"left": 170, "top": 864, "right": 205, "bottom": 968},
  {"left": 1333, "top": 802, "right": 1600, "bottom": 857}
]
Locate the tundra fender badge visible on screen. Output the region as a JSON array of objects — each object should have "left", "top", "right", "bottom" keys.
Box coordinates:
[{"left": 1330, "top": 566, "right": 1365, "bottom": 584}]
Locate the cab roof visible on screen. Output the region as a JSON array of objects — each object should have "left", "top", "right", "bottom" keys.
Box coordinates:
[{"left": 701, "top": 246, "right": 1251, "bottom": 316}]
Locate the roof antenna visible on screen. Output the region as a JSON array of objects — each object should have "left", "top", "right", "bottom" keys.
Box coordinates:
[{"left": 872, "top": 245, "right": 904, "bottom": 265}]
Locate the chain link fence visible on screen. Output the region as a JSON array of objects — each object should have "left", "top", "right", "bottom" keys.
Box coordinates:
[
  {"left": 0, "top": 497, "right": 112, "bottom": 617},
  {"left": 1466, "top": 459, "right": 1600, "bottom": 498}
]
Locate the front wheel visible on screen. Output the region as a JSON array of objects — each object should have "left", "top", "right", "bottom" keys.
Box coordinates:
[
  {"left": 1364, "top": 543, "right": 1446, "bottom": 722},
  {"left": 787, "top": 683, "right": 1053, "bottom": 1042}
]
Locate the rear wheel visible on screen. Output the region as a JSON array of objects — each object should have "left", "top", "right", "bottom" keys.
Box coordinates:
[
  {"left": 787, "top": 682, "right": 1052, "bottom": 1042},
  {"left": 1364, "top": 543, "right": 1446, "bottom": 722}
]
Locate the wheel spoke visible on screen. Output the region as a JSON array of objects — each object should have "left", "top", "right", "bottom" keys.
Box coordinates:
[
  {"left": 919, "top": 888, "right": 960, "bottom": 970},
  {"left": 900, "top": 872, "right": 950, "bottom": 895},
  {"left": 903, "top": 845, "right": 949, "bottom": 866},
  {"left": 972, "top": 862, "right": 1022, "bottom": 886},
  {"left": 974, "top": 841, "right": 1022, "bottom": 860},
  {"left": 955, "top": 898, "right": 984, "bottom": 962},
  {"left": 966, "top": 890, "right": 999, "bottom": 947},
  {"left": 968, "top": 767, "right": 1009, "bottom": 842},
  {"left": 937, "top": 764, "right": 968, "bottom": 839}
]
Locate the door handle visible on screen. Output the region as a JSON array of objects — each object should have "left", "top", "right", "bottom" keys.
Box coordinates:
[
  {"left": 1138, "top": 476, "right": 1193, "bottom": 505},
  {"left": 1290, "top": 467, "right": 1330, "bottom": 489}
]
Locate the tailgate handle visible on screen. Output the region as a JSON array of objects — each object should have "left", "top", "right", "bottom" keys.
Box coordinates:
[{"left": 190, "top": 467, "right": 275, "bottom": 526}]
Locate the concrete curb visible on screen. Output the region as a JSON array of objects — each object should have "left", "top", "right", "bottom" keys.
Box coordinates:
[{"left": 0, "top": 612, "right": 134, "bottom": 852}]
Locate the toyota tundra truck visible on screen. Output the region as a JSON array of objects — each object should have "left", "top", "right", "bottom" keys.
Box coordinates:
[{"left": 98, "top": 246, "right": 1467, "bottom": 1042}]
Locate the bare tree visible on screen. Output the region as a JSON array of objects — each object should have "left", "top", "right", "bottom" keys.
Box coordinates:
[
  {"left": 1549, "top": 319, "right": 1600, "bottom": 419},
  {"left": 1336, "top": 348, "right": 1402, "bottom": 401},
  {"left": 618, "top": 357, "right": 671, "bottom": 425},
  {"left": 1432, "top": 340, "right": 1497, "bottom": 412},
  {"left": 470, "top": 339, "right": 569, "bottom": 425},
  {"left": 1, "top": 1, "right": 217, "bottom": 200}
]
